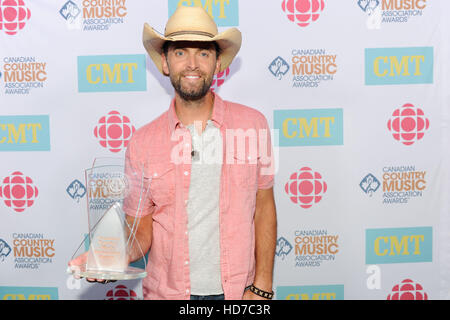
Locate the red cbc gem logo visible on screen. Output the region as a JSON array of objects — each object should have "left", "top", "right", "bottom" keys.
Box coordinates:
[
  {"left": 387, "top": 103, "right": 430, "bottom": 146},
  {"left": 94, "top": 111, "right": 135, "bottom": 153},
  {"left": 0, "top": 171, "right": 38, "bottom": 213},
  {"left": 211, "top": 67, "right": 230, "bottom": 92},
  {"left": 106, "top": 285, "right": 138, "bottom": 300},
  {"left": 282, "top": 0, "right": 325, "bottom": 27},
  {"left": 0, "top": 0, "right": 31, "bottom": 35},
  {"left": 387, "top": 279, "right": 428, "bottom": 300},
  {"left": 285, "top": 167, "right": 327, "bottom": 209}
]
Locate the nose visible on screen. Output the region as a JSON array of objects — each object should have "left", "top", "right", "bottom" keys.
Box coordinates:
[{"left": 186, "top": 52, "right": 199, "bottom": 70}]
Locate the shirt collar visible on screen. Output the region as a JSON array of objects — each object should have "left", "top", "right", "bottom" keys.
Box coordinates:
[{"left": 167, "top": 92, "right": 226, "bottom": 133}]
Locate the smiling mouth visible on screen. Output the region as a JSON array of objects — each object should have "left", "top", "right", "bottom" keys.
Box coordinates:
[{"left": 184, "top": 75, "right": 201, "bottom": 80}]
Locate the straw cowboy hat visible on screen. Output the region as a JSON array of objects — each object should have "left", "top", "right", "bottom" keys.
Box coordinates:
[{"left": 142, "top": 6, "right": 242, "bottom": 75}]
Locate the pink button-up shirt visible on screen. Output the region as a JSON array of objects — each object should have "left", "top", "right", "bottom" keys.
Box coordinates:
[{"left": 124, "top": 93, "right": 274, "bottom": 300}]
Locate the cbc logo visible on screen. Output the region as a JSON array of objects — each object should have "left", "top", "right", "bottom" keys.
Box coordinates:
[
  {"left": 285, "top": 167, "right": 327, "bottom": 209},
  {"left": 0, "top": 171, "right": 38, "bottom": 213},
  {"left": 0, "top": 0, "right": 31, "bottom": 35},
  {"left": 387, "top": 279, "right": 428, "bottom": 300},
  {"left": 282, "top": 0, "right": 325, "bottom": 27},
  {"left": 106, "top": 285, "right": 138, "bottom": 300},
  {"left": 94, "top": 111, "right": 135, "bottom": 153},
  {"left": 387, "top": 103, "right": 430, "bottom": 146},
  {"left": 211, "top": 67, "right": 230, "bottom": 92}
]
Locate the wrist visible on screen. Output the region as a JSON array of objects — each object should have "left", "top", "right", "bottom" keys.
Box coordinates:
[
  {"left": 252, "top": 278, "right": 273, "bottom": 293},
  {"left": 249, "top": 284, "right": 274, "bottom": 300}
]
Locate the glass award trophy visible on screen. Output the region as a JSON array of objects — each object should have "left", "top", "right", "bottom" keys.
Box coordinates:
[{"left": 67, "top": 157, "right": 150, "bottom": 280}]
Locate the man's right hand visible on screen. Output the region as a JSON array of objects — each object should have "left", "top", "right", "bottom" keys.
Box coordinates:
[{"left": 68, "top": 252, "right": 116, "bottom": 284}]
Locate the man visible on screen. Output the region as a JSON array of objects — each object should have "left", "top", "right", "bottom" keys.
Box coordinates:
[{"left": 71, "top": 6, "right": 277, "bottom": 300}]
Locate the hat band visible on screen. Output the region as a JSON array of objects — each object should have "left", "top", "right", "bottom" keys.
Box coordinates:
[{"left": 165, "top": 30, "right": 216, "bottom": 39}]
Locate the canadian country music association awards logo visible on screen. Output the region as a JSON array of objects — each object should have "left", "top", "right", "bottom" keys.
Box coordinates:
[
  {"left": 357, "top": 0, "right": 427, "bottom": 29},
  {"left": 106, "top": 285, "right": 138, "bottom": 300},
  {"left": 387, "top": 103, "right": 429, "bottom": 146},
  {"left": 387, "top": 279, "right": 428, "bottom": 300},
  {"left": 0, "top": 233, "right": 56, "bottom": 270},
  {"left": 94, "top": 111, "right": 135, "bottom": 153},
  {"left": 269, "top": 49, "right": 338, "bottom": 88},
  {"left": 285, "top": 167, "right": 327, "bottom": 209},
  {"left": 282, "top": 0, "right": 325, "bottom": 27},
  {"left": 2, "top": 57, "right": 48, "bottom": 95},
  {"left": 0, "top": 0, "right": 31, "bottom": 35},
  {"left": 66, "top": 179, "right": 87, "bottom": 202},
  {"left": 0, "top": 172, "right": 38, "bottom": 213},
  {"left": 360, "top": 165, "right": 427, "bottom": 204},
  {"left": 59, "top": 0, "right": 127, "bottom": 31},
  {"left": 276, "top": 237, "right": 293, "bottom": 260},
  {"left": 0, "top": 239, "right": 12, "bottom": 261}
]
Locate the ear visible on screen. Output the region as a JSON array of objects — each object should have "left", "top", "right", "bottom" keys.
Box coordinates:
[
  {"left": 161, "top": 53, "right": 170, "bottom": 76},
  {"left": 214, "top": 56, "right": 222, "bottom": 75}
]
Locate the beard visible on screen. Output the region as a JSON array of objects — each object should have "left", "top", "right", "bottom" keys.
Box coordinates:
[{"left": 169, "top": 71, "right": 214, "bottom": 102}]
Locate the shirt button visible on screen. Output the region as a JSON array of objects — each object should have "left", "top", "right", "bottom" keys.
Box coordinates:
[
  {"left": 184, "top": 171, "right": 189, "bottom": 176},
  {"left": 185, "top": 260, "right": 189, "bottom": 265},
  {"left": 186, "top": 289, "right": 190, "bottom": 294}
]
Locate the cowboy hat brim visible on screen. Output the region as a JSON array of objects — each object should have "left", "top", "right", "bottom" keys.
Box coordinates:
[{"left": 142, "top": 22, "right": 242, "bottom": 75}]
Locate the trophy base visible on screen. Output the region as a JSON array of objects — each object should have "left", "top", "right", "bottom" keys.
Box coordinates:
[{"left": 68, "top": 264, "right": 147, "bottom": 281}]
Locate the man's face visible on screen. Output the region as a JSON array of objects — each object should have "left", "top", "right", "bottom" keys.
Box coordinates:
[{"left": 162, "top": 41, "right": 221, "bottom": 101}]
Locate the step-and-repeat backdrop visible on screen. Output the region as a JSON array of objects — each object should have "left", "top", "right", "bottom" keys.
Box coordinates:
[{"left": 1, "top": 0, "right": 449, "bottom": 300}]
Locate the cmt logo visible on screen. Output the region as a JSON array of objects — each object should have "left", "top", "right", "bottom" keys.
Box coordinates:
[
  {"left": 366, "top": 227, "right": 432, "bottom": 264},
  {"left": 0, "top": 171, "right": 38, "bottom": 213},
  {"left": 276, "top": 285, "right": 344, "bottom": 300},
  {"left": 387, "top": 279, "right": 428, "bottom": 300},
  {"left": 281, "top": 0, "right": 325, "bottom": 27},
  {"left": 168, "top": 0, "right": 239, "bottom": 26},
  {"left": 285, "top": 167, "right": 327, "bottom": 209},
  {"left": 77, "top": 54, "right": 147, "bottom": 92},
  {"left": 274, "top": 109, "right": 343, "bottom": 147},
  {"left": 0, "top": 0, "right": 31, "bottom": 35},
  {"left": 106, "top": 285, "right": 139, "bottom": 300},
  {"left": 0, "top": 115, "right": 50, "bottom": 151},
  {"left": 365, "top": 47, "right": 433, "bottom": 85},
  {"left": 0, "top": 286, "right": 58, "bottom": 300},
  {"left": 94, "top": 111, "right": 135, "bottom": 153},
  {"left": 387, "top": 103, "right": 429, "bottom": 146}
]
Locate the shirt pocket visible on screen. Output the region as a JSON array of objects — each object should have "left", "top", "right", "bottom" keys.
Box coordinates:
[
  {"left": 147, "top": 162, "right": 175, "bottom": 208},
  {"left": 231, "top": 155, "right": 258, "bottom": 190}
]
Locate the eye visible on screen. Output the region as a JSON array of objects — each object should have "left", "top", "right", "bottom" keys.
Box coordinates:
[
  {"left": 200, "top": 51, "right": 210, "bottom": 57},
  {"left": 174, "top": 50, "right": 184, "bottom": 57}
]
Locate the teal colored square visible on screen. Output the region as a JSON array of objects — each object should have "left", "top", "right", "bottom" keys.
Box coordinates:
[
  {"left": 0, "top": 286, "right": 59, "bottom": 300},
  {"left": 365, "top": 47, "right": 433, "bottom": 85},
  {"left": 273, "top": 108, "right": 343, "bottom": 147},
  {"left": 78, "top": 54, "right": 147, "bottom": 92},
  {"left": 0, "top": 115, "right": 50, "bottom": 151},
  {"left": 168, "top": 0, "right": 239, "bottom": 26},
  {"left": 365, "top": 227, "right": 432, "bottom": 264},
  {"left": 276, "top": 285, "right": 344, "bottom": 300}
]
